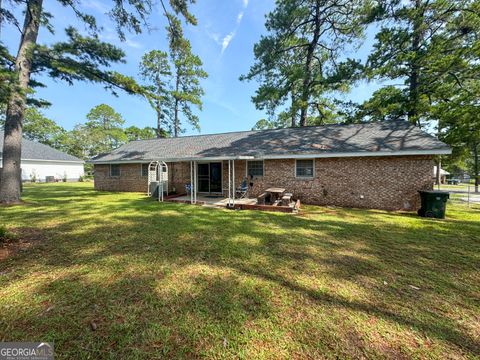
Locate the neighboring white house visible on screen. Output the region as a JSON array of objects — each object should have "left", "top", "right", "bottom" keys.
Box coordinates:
[
  {"left": 0, "top": 131, "right": 84, "bottom": 182},
  {"left": 433, "top": 165, "right": 450, "bottom": 184}
]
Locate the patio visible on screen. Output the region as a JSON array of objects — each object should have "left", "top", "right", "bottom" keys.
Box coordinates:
[
  {"left": 164, "top": 194, "right": 255, "bottom": 206},
  {"left": 165, "top": 194, "right": 299, "bottom": 213},
  {"left": 145, "top": 160, "right": 299, "bottom": 212}
]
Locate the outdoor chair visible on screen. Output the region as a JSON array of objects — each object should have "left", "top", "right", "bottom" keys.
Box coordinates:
[
  {"left": 185, "top": 183, "right": 192, "bottom": 195},
  {"left": 235, "top": 178, "right": 248, "bottom": 199}
]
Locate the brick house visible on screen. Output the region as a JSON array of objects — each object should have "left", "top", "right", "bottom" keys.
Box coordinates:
[{"left": 90, "top": 121, "right": 451, "bottom": 211}]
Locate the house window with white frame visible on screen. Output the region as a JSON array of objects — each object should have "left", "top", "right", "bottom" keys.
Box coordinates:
[
  {"left": 110, "top": 164, "right": 120, "bottom": 177},
  {"left": 296, "top": 159, "right": 314, "bottom": 178},
  {"left": 247, "top": 160, "right": 264, "bottom": 177}
]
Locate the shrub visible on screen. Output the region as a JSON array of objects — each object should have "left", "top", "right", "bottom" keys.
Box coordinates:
[
  {"left": 63, "top": 172, "right": 67, "bottom": 182},
  {"left": 79, "top": 175, "right": 84, "bottom": 182}
]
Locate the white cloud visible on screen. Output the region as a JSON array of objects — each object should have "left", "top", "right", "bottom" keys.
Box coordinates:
[
  {"left": 98, "top": 27, "right": 143, "bottom": 50},
  {"left": 125, "top": 38, "right": 143, "bottom": 49},
  {"left": 221, "top": 31, "right": 236, "bottom": 54},
  {"left": 206, "top": 0, "right": 250, "bottom": 55},
  {"left": 206, "top": 28, "right": 221, "bottom": 44},
  {"left": 81, "top": 0, "right": 108, "bottom": 13},
  {"left": 237, "top": 11, "right": 244, "bottom": 24}
]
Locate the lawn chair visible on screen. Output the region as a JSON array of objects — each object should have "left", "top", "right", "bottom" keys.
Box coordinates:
[
  {"left": 185, "top": 183, "right": 192, "bottom": 195},
  {"left": 235, "top": 178, "right": 248, "bottom": 199}
]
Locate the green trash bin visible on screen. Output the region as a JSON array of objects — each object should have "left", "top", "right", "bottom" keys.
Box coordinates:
[{"left": 417, "top": 190, "right": 449, "bottom": 219}]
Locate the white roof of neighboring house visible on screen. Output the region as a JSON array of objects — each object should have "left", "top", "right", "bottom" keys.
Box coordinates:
[
  {"left": 433, "top": 166, "right": 450, "bottom": 176},
  {"left": 0, "top": 131, "right": 83, "bottom": 163}
]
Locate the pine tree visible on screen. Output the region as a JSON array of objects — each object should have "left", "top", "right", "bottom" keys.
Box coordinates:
[
  {"left": 0, "top": 0, "right": 197, "bottom": 203},
  {"left": 241, "top": 0, "right": 369, "bottom": 127},
  {"left": 139, "top": 50, "right": 172, "bottom": 138},
  {"left": 167, "top": 20, "right": 207, "bottom": 137},
  {"left": 363, "top": 0, "right": 479, "bottom": 126}
]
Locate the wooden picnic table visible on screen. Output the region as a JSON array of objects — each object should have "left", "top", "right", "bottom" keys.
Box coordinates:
[
  {"left": 265, "top": 187, "right": 286, "bottom": 194},
  {"left": 264, "top": 187, "right": 286, "bottom": 204}
]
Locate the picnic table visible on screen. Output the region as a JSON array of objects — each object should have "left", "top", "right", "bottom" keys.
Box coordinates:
[{"left": 264, "top": 187, "right": 286, "bottom": 204}]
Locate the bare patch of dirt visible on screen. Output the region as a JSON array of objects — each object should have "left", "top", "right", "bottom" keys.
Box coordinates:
[{"left": 0, "top": 227, "right": 47, "bottom": 261}]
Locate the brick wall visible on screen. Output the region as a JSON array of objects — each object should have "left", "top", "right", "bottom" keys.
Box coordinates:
[
  {"left": 94, "top": 155, "right": 434, "bottom": 210},
  {"left": 94, "top": 163, "right": 146, "bottom": 192},
  {"left": 93, "top": 162, "right": 192, "bottom": 193},
  {"left": 243, "top": 156, "right": 433, "bottom": 210}
]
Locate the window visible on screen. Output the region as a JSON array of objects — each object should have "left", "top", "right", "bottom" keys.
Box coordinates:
[
  {"left": 141, "top": 164, "right": 149, "bottom": 177},
  {"left": 296, "top": 159, "right": 314, "bottom": 178},
  {"left": 247, "top": 160, "right": 264, "bottom": 177},
  {"left": 110, "top": 164, "right": 120, "bottom": 177}
]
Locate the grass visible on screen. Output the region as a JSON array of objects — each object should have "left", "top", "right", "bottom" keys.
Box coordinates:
[
  {"left": 438, "top": 183, "right": 476, "bottom": 192},
  {"left": 0, "top": 183, "right": 479, "bottom": 359}
]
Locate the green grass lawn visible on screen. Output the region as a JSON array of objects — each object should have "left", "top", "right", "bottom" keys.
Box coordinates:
[
  {"left": 438, "top": 183, "right": 477, "bottom": 192},
  {"left": 0, "top": 183, "right": 479, "bottom": 359}
]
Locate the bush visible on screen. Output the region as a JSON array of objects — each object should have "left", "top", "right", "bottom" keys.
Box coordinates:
[{"left": 79, "top": 175, "right": 84, "bottom": 182}]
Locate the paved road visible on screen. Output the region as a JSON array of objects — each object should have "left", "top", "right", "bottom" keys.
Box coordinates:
[{"left": 459, "top": 195, "right": 480, "bottom": 203}]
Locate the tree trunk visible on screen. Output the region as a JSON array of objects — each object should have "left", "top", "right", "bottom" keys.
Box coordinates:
[
  {"left": 407, "top": 0, "right": 423, "bottom": 127},
  {"left": 299, "top": 0, "right": 321, "bottom": 127},
  {"left": 0, "top": 0, "right": 43, "bottom": 204},
  {"left": 474, "top": 143, "right": 479, "bottom": 193},
  {"left": 0, "top": 0, "right": 3, "bottom": 37},
  {"left": 174, "top": 74, "right": 180, "bottom": 137},
  {"left": 155, "top": 100, "right": 164, "bottom": 138},
  {"left": 290, "top": 92, "right": 296, "bottom": 127}
]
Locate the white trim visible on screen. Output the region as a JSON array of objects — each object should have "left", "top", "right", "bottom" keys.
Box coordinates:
[
  {"left": 263, "top": 149, "right": 452, "bottom": 159},
  {"left": 88, "top": 149, "right": 451, "bottom": 165},
  {"left": 89, "top": 156, "right": 255, "bottom": 164},
  {"left": 12, "top": 158, "right": 85, "bottom": 164},
  {"left": 295, "top": 159, "right": 315, "bottom": 179}
]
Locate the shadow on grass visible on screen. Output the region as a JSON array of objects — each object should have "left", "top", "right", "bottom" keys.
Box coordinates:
[{"left": 1, "top": 184, "right": 479, "bottom": 357}]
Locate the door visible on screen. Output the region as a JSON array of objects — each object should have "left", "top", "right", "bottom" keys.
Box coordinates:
[
  {"left": 196, "top": 162, "right": 222, "bottom": 193},
  {"left": 197, "top": 163, "right": 210, "bottom": 192},
  {"left": 209, "top": 162, "right": 222, "bottom": 193}
]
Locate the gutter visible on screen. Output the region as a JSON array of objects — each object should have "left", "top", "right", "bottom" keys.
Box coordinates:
[
  {"left": 0, "top": 157, "right": 84, "bottom": 164},
  {"left": 20, "top": 158, "right": 85, "bottom": 164}
]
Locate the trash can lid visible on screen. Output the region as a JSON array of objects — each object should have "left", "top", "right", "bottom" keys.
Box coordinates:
[{"left": 418, "top": 190, "right": 450, "bottom": 194}]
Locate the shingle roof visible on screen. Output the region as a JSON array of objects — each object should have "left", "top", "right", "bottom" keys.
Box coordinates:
[
  {"left": 90, "top": 121, "right": 451, "bottom": 163},
  {"left": 0, "top": 131, "right": 83, "bottom": 162}
]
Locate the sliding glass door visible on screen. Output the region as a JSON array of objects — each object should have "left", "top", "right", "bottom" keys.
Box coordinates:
[{"left": 196, "top": 162, "right": 222, "bottom": 194}]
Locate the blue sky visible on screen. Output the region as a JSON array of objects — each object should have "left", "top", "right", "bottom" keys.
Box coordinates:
[{"left": 2, "top": 0, "right": 384, "bottom": 135}]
